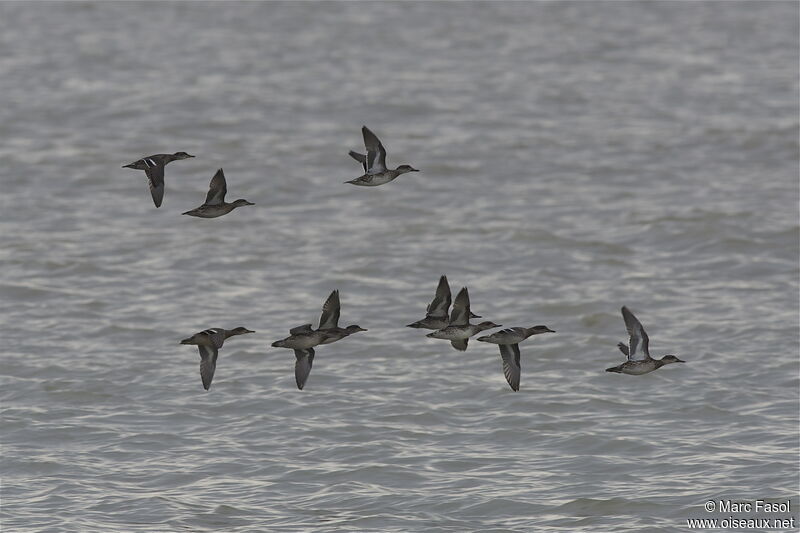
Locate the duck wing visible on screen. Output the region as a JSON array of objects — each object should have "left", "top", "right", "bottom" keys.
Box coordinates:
[
  {"left": 289, "top": 324, "right": 313, "bottom": 335},
  {"left": 318, "top": 290, "right": 341, "bottom": 330},
  {"left": 621, "top": 306, "right": 650, "bottom": 361},
  {"left": 450, "top": 339, "right": 468, "bottom": 351},
  {"left": 499, "top": 343, "right": 521, "bottom": 392},
  {"left": 448, "top": 287, "right": 470, "bottom": 326},
  {"left": 617, "top": 342, "right": 629, "bottom": 357},
  {"left": 143, "top": 162, "right": 165, "bottom": 208},
  {"left": 294, "top": 348, "right": 315, "bottom": 390},
  {"left": 204, "top": 169, "right": 227, "bottom": 205},
  {"left": 362, "top": 126, "right": 387, "bottom": 173},
  {"left": 349, "top": 151, "right": 368, "bottom": 173},
  {"left": 426, "top": 275, "right": 451, "bottom": 318},
  {"left": 198, "top": 344, "right": 219, "bottom": 390}
]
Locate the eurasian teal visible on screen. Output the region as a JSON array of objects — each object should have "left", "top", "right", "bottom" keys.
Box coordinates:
[
  {"left": 122, "top": 151, "right": 194, "bottom": 207},
  {"left": 180, "top": 326, "right": 254, "bottom": 390},
  {"left": 426, "top": 287, "right": 500, "bottom": 351},
  {"left": 606, "top": 306, "right": 684, "bottom": 375},
  {"left": 407, "top": 275, "right": 481, "bottom": 329},
  {"left": 316, "top": 290, "right": 367, "bottom": 345},
  {"left": 477, "top": 326, "right": 556, "bottom": 391},
  {"left": 272, "top": 324, "right": 335, "bottom": 390},
  {"left": 182, "top": 168, "right": 254, "bottom": 218},
  {"left": 345, "top": 126, "right": 418, "bottom": 186}
]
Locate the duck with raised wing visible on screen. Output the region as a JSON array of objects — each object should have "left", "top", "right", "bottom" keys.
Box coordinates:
[
  {"left": 316, "top": 290, "right": 367, "bottom": 345},
  {"left": 345, "top": 126, "right": 419, "bottom": 186},
  {"left": 182, "top": 168, "right": 254, "bottom": 218},
  {"left": 407, "top": 275, "right": 481, "bottom": 330},
  {"left": 605, "top": 306, "right": 684, "bottom": 375},
  {"left": 180, "top": 326, "right": 255, "bottom": 390},
  {"left": 426, "top": 287, "right": 500, "bottom": 351},
  {"left": 122, "top": 151, "right": 194, "bottom": 207},
  {"left": 477, "top": 325, "right": 556, "bottom": 391},
  {"left": 271, "top": 324, "right": 335, "bottom": 390}
]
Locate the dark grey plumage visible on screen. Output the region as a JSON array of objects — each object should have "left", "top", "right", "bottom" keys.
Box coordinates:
[
  {"left": 122, "top": 151, "right": 194, "bottom": 207},
  {"left": 606, "top": 307, "right": 684, "bottom": 375},
  {"left": 407, "top": 275, "right": 481, "bottom": 329},
  {"left": 294, "top": 348, "right": 315, "bottom": 390},
  {"left": 477, "top": 325, "right": 556, "bottom": 391},
  {"left": 180, "top": 326, "right": 255, "bottom": 390},
  {"left": 345, "top": 126, "right": 419, "bottom": 186},
  {"left": 182, "top": 168, "right": 254, "bottom": 218},
  {"left": 426, "top": 287, "right": 501, "bottom": 351}
]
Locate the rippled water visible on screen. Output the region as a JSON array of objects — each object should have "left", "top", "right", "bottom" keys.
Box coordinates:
[{"left": 2, "top": 2, "right": 798, "bottom": 532}]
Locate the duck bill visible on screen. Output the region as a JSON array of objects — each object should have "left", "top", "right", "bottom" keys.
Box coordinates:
[{"left": 179, "top": 338, "right": 193, "bottom": 345}]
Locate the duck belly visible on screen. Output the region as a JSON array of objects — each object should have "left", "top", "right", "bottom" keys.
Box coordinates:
[
  {"left": 278, "top": 336, "right": 320, "bottom": 350},
  {"left": 429, "top": 327, "right": 472, "bottom": 341},
  {"left": 621, "top": 361, "right": 658, "bottom": 375}
]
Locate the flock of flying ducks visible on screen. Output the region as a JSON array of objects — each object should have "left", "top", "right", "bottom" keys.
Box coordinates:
[{"left": 123, "top": 126, "right": 684, "bottom": 392}]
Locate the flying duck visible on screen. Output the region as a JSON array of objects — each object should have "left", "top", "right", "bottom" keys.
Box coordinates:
[
  {"left": 180, "top": 326, "right": 254, "bottom": 390},
  {"left": 477, "top": 326, "right": 556, "bottom": 391},
  {"left": 426, "top": 287, "right": 500, "bottom": 351},
  {"left": 182, "top": 168, "right": 254, "bottom": 218},
  {"left": 316, "top": 290, "right": 367, "bottom": 345},
  {"left": 345, "top": 126, "right": 419, "bottom": 186},
  {"left": 606, "top": 306, "right": 684, "bottom": 375},
  {"left": 271, "top": 325, "right": 335, "bottom": 390},
  {"left": 122, "top": 151, "right": 194, "bottom": 207},
  {"left": 407, "top": 275, "right": 481, "bottom": 330}
]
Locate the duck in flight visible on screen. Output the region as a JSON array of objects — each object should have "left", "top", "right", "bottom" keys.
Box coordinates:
[
  {"left": 606, "top": 306, "right": 684, "bottom": 375},
  {"left": 182, "top": 168, "right": 254, "bottom": 218},
  {"left": 316, "top": 290, "right": 367, "bottom": 345},
  {"left": 180, "top": 327, "right": 255, "bottom": 390},
  {"left": 272, "top": 325, "right": 336, "bottom": 390},
  {"left": 122, "top": 151, "right": 194, "bottom": 207},
  {"left": 345, "top": 126, "right": 419, "bottom": 186},
  {"left": 477, "top": 325, "right": 555, "bottom": 391},
  {"left": 407, "top": 275, "right": 481, "bottom": 330},
  {"left": 426, "top": 287, "right": 501, "bottom": 351}
]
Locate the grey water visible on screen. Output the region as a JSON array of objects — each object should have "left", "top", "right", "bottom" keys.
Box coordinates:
[{"left": 1, "top": 2, "right": 798, "bottom": 532}]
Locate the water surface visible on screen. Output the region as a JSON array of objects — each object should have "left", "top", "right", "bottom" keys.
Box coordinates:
[{"left": 2, "top": 2, "right": 798, "bottom": 531}]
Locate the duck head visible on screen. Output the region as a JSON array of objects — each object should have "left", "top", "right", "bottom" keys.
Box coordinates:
[
  {"left": 527, "top": 325, "right": 556, "bottom": 335},
  {"left": 172, "top": 151, "right": 195, "bottom": 160},
  {"left": 345, "top": 325, "right": 368, "bottom": 333},
  {"left": 660, "top": 355, "right": 684, "bottom": 364},
  {"left": 395, "top": 164, "right": 419, "bottom": 174},
  {"left": 228, "top": 327, "right": 255, "bottom": 337},
  {"left": 475, "top": 321, "right": 502, "bottom": 332},
  {"left": 232, "top": 199, "right": 255, "bottom": 207}
]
